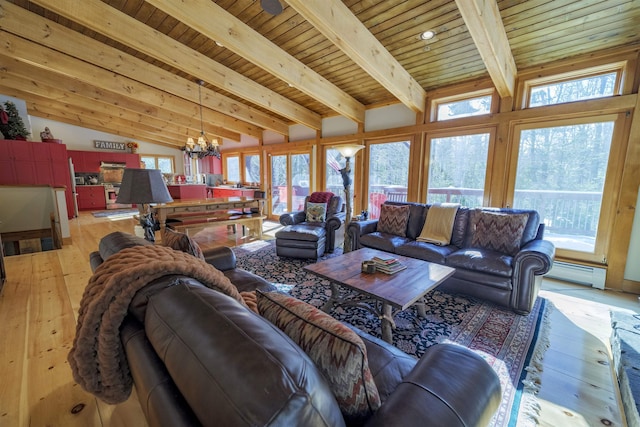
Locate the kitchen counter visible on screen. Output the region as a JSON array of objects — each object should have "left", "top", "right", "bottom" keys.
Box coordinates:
[
  {"left": 167, "top": 184, "right": 207, "bottom": 200},
  {"left": 209, "top": 186, "right": 260, "bottom": 198}
]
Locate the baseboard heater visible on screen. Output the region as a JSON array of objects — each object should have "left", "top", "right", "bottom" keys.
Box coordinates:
[{"left": 545, "top": 261, "right": 606, "bottom": 289}]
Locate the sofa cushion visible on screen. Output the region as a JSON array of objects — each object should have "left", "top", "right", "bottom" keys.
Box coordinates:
[
  {"left": 308, "top": 191, "right": 334, "bottom": 204},
  {"left": 306, "top": 202, "right": 328, "bottom": 222},
  {"left": 360, "top": 232, "right": 410, "bottom": 253},
  {"left": 377, "top": 204, "right": 410, "bottom": 237},
  {"left": 347, "top": 325, "right": 417, "bottom": 404},
  {"left": 396, "top": 241, "right": 457, "bottom": 264},
  {"left": 161, "top": 227, "right": 205, "bottom": 260},
  {"left": 451, "top": 207, "right": 470, "bottom": 248},
  {"left": 446, "top": 248, "right": 514, "bottom": 278},
  {"left": 470, "top": 210, "right": 529, "bottom": 256},
  {"left": 256, "top": 290, "right": 381, "bottom": 422},
  {"left": 146, "top": 283, "right": 345, "bottom": 427}
]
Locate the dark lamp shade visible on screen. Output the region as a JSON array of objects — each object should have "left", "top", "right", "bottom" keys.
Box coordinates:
[{"left": 116, "top": 169, "right": 173, "bottom": 204}]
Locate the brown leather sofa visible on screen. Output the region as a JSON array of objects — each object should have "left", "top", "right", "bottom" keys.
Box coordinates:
[
  {"left": 88, "top": 231, "right": 502, "bottom": 427},
  {"left": 347, "top": 202, "right": 555, "bottom": 314}
]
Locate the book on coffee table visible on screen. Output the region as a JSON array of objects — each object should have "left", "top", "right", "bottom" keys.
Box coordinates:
[
  {"left": 373, "top": 258, "right": 406, "bottom": 274},
  {"left": 372, "top": 255, "right": 399, "bottom": 265}
]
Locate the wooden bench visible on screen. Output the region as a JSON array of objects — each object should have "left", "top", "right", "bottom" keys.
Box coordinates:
[{"left": 167, "top": 213, "right": 266, "bottom": 239}]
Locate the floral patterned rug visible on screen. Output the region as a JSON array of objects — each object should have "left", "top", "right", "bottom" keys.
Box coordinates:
[{"left": 234, "top": 240, "right": 551, "bottom": 427}]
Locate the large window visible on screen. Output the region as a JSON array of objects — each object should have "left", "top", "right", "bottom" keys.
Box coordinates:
[
  {"left": 367, "top": 141, "right": 410, "bottom": 219},
  {"left": 426, "top": 132, "right": 490, "bottom": 207},
  {"left": 511, "top": 119, "right": 615, "bottom": 255}
]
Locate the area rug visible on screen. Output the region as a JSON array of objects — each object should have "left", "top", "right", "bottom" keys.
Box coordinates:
[
  {"left": 234, "top": 240, "right": 551, "bottom": 427},
  {"left": 91, "top": 209, "right": 138, "bottom": 218}
]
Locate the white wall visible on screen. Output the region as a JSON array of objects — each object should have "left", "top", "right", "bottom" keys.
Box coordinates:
[{"left": 28, "top": 116, "right": 185, "bottom": 172}]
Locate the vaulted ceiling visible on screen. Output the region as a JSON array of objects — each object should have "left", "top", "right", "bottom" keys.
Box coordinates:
[{"left": 1, "top": 0, "right": 639, "bottom": 149}]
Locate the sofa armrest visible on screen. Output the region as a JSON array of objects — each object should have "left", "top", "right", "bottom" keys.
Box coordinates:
[
  {"left": 279, "top": 211, "right": 306, "bottom": 226},
  {"left": 510, "top": 239, "right": 555, "bottom": 313},
  {"left": 346, "top": 220, "right": 378, "bottom": 251},
  {"left": 202, "top": 246, "right": 236, "bottom": 271},
  {"left": 365, "top": 344, "right": 501, "bottom": 427},
  {"left": 514, "top": 239, "right": 555, "bottom": 275}
]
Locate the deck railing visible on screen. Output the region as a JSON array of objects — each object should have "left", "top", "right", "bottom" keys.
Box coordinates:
[{"left": 367, "top": 186, "right": 602, "bottom": 237}]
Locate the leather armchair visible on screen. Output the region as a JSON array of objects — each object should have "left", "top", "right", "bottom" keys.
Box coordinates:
[{"left": 279, "top": 192, "right": 346, "bottom": 253}]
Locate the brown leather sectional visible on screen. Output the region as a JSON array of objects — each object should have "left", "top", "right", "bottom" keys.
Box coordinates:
[{"left": 87, "top": 231, "right": 502, "bottom": 426}]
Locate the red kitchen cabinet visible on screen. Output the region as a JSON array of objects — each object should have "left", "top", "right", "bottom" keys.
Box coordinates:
[
  {"left": 126, "top": 153, "right": 140, "bottom": 168},
  {"left": 1, "top": 140, "right": 75, "bottom": 219},
  {"left": 77, "top": 185, "right": 106, "bottom": 210},
  {"left": 201, "top": 156, "right": 222, "bottom": 174}
]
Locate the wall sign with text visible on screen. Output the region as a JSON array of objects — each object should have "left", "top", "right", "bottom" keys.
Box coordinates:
[{"left": 93, "top": 140, "right": 126, "bottom": 151}]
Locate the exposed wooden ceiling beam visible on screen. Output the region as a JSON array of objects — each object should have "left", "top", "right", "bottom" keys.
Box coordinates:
[
  {"left": 286, "top": 0, "right": 426, "bottom": 113},
  {"left": 0, "top": 31, "right": 255, "bottom": 139},
  {"left": 0, "top": 1, "right": 289, "bottom": 136},
  {"left": 23, "top": 0, "right": 322, "bottom": 130},
  {"left": 0, "top": 55, "right": 242, "bottom": 144},
  {"left": 0, "top": 80, "right": 196, "bottom": 146},
  {"left": 0, "top": 84, "right": 187, "bottom": 147},
  {"left": 454, "top": 0, "right": 517, "bottom": 98},
  {"left": 145, "top": 0, "right": 366, "bottom": 123}
]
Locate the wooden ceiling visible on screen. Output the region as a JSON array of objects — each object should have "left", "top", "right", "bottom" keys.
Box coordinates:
[{"left": 1, "top": 0, "right": 639, "bottom": 148}]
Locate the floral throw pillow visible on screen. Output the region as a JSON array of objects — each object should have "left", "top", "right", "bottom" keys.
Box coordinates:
[
  {"left": 376, "top": 204, "right": 410, "bottom": 237},
  {"left": 161, "top": 227, "right": 205, "bottom": 260},
  {"left": 256, "top": 291, "right": 381, "bottom": 423},
  {"left": 306, "top": 202, "right": 327, "bottom": 223},
  {"left": 470, "top": 210, "right": 529, "bottom": 256}
]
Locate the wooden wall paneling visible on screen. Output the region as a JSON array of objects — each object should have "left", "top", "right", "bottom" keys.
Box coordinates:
[{"left": 608, "top": 93, "right": 640, "bottom": 291}]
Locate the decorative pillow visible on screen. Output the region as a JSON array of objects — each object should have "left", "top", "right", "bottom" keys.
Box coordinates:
[
  {"left": 376, "top": 204, "right": 410, "bottom": 237},
  {"left": 161, "top": 227, "right": 205, "bottom": 260},
  {"left": 306, "top": 202, "right": 328, "bottom": 222},
  {"left": 308, "top": 191, "right": 334, "bottom": 204},
  {"left": 470, "top": 210, "right": 529, "bottom": 256},
  {"left": 256, "top": 291, "right": 381, "bottom": 422}
]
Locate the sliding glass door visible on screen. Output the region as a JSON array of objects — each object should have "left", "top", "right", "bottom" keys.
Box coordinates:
[{"left": 268, "top": 151, "right": 311, "bottom": 219}]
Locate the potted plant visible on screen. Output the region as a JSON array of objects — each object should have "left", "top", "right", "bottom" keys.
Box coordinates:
[
  {"left": 127, "top": 141, "right": 139, "bottom": 154},
  {"left": 1, "top": 101, "right": 30, "bottom": 140}
]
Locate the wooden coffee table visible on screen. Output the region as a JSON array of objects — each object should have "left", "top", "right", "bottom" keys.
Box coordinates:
[{"left": 304, "top": 248, "right": 455, "bottom": 344}]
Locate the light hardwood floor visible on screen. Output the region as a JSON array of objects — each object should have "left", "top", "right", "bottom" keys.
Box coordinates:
[{"left": 0, "top": 212, "right": 637, "bottom": 426}]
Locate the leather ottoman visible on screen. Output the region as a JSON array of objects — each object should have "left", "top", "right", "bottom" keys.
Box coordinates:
[{"left": 275, "top": 224, "right": 326, "bottom": 259}]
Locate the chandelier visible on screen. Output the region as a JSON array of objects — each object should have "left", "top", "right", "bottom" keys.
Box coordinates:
[{"left": 182, "top": 80, "right": 221, "bottom": 159}]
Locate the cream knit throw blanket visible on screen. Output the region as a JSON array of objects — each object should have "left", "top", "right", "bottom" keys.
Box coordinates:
[{"left": 68, "top": 245, "right": 257, "bottom": 404}]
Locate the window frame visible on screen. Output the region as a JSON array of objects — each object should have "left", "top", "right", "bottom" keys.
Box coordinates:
[
  {"left": 429, "top": 88, "right": 497, "bottom": 122},
  {"left": 423, "top": 127, "right": 496, "bottom": 207},
  {"left": 140, "top": 154, "right": 175, "bottom": 173},
  {"left": 506, "top": 113, "right": 628, "bottom": 264},
  {"left": 520, "top": 63, "right": 625, "bottom": 109},
  {"left": 221, "top": 151, "right": 263, "bottom": 185}
]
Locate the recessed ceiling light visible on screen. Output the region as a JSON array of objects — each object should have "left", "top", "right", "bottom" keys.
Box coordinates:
[
  {"left": 420, "top": 30, "right": 435, "bottom": 40},
  {"left": 215, "top": 41, "right": 224, "bottom": 47}
]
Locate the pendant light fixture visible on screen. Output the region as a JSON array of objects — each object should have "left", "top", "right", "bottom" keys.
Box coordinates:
[{"left": 182, "top": 80, "right": 221, "bottom": 159}]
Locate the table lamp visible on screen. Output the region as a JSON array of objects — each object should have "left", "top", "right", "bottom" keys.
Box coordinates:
[
  {"left": 116, "top": 168, "right": 173, "bottom": 242},
  {"left": 333, "top": 144, "right": 365, "bottom": 253}
]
